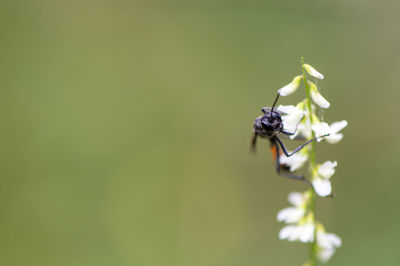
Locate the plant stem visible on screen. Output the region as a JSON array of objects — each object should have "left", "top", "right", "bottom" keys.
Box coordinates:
[{"left": 301, "top": 57, "right": 317, "bottom": 266}]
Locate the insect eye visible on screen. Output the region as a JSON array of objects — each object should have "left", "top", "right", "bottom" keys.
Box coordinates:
[{"left": 261, "top": 120, "right": 272, "bottom": 130}]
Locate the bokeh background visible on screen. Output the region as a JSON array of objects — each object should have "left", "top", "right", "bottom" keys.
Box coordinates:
[{"left": 1, "top": 0, "right": 400, "bottom": 265}]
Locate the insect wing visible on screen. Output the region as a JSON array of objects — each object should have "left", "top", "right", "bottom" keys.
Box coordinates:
[
  {"left": 250, "top": 133, "right": 258, "bottom": 153},
  {"left": 261, "top": 107, "right": 283, "bottom": 115}
]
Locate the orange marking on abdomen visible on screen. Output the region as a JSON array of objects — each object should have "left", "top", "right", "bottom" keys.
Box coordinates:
[{"left": 270, "top": 145, "right": 277, "bottom": 162}]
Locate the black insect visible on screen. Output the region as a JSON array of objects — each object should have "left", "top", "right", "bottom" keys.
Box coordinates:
[{"left": 251, "top": 92, "right": 328, "bottom": 184}]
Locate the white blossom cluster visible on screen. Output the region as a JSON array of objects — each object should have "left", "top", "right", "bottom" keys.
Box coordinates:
[
  {"left": 278, "top": 192, "right": 342, "bottom": 262},
  {"left": 276, "top": 63, "right": 346, "bottom": 263},
  {"left": 277, "top": 64, "right": 347, "bottom": 197}
]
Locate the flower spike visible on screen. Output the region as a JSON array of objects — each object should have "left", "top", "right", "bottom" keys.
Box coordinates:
[{"left": 274, "top": 59, "right": 345, "bottom": 265}]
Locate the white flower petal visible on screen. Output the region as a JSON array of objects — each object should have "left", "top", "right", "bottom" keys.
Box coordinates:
[
  {"left": 326, "top": 133, "right": 343, "bottom": 144},
  {"left": 279, "top": 76, "right": 302, "bottom": 96},
  {"left": 287, "top": 226, "right": 302, "bottom": 242},
  {"left": 318, "top": 248, "right": 335, "bottom": 262},
  {"left": 325, "top": 233, "right": 342, "bottom": 248},
  {"left": 277, "top": 207, "right": 305, "bottom": 223},
  {"left": 288, "top": 192, "right": 304, "bottom": 206},
  {"left": 299, "top": 223, "right": 315, "bottom": 243},
  {"left": 276, "top": 105, "right": 299, "bottom": 114},
  {"left": 278, "top": 104, "right": 304, "bottom": 133},
  {"left": 310, "top": 90, "right": 330, "bottom": 109},
  {"left": 280, "top": 152, "right": 308, "bottom": 172},
  {"left": 279, "top": 225, "right": 298, "bottom": 240},
  {"left": 279, "top": 84, "right": 296, "bottom": 97},
  {"left": 330, "top": 120, "right": 348, "bottom": 134},
  {"left": 311, "top": 122, "right": 330, "bottom": 138},
  {"left": 312, "top": 178, "right": 332, "bottom": 197},
  {"left": 281, "top": 118, "right": 298, "bottom": 133},
  {"left": 279, "top": 223, "right": 316, "bottom": 243},
  {"left": 312, "top": 121, "right": 346, "bottom": 144},
  {"left": 303, "top": 64, "right": 324, "bottom": 79},
  {"left": 316, "top": 229, "right": 341, "bottom": 262},
  {"left": 317, "top": 231, "right": 334, "bottom": 249},
  {"left": 312, "top": 122, "right": 329, "bottom": 134},
  {"left": 318, "top": 161, "right": 337, "bottom": 179},
  {"left": 291, "top": 121, "right": 312, "bottom": 140}
]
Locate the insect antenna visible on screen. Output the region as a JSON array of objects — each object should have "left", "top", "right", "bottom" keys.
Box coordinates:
[{"left": 270, "top": 91, "right": 281, "bottom": 113}]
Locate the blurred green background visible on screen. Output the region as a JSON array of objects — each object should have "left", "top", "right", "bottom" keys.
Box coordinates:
[{"left": 1, "top": 0, "right": 400, "bottom": 265}]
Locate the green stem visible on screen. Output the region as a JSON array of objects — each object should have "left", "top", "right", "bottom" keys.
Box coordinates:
[{"left": 301, "top": 57, "right": 317, "bottom": 266}]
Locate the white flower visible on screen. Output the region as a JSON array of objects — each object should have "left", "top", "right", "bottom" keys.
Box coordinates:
[
  {"left": 312, "top": 161, "right": 337, "bottom": 197},
  {"left": 318, "top": 248, "right": 335, "bottom": 262},
  {"left": 288, "top": 108, "right": 315, "bottom": 141},
  {"left": 292, "top": 121, "right": 312, "bottom": 140},
  {"left": 279, "top": 225, "right": 300, "bottom": 241},
  {"left": 309, "top": 82, "right": 330, "bottom": 108},
  {"left": 283, "top": 104, "right": 313, "bottom": 140},
  {"left": 277, "top": 104, "right": 304, "bottom": 133},
  {"left": 279, "top": 222, "right": 315, "bottom": 243},
  {"left": 279, "top": 75, "right": 302, "bottom": 96},
  {"left": 317, "top": 231, "right": 342, "bottom": 250},
  {"left": 303, "top": 64, "right": 324, "bottom": 79},
  {"left": 316, "top": 228, "right": 342, "bottom": 262},
  {"left": 288, "top": 192, "right": 307, "bottom": 206},
  {"left": 312, "top": 120, "right": 348, "bottom": 144},
  {"left": 312, "top": 178, "right": 332, "bottom": 197},
  {"left": 318, "top": 161, "right": 337, "bottom": 179},
  {"left": 311, "top": 90, "right": 330, "bottom": 109},
  {"left": 280, "top": 151, "right": 308, "bottom": 172},
  {"left": 277, "top": 207, "right": 305, "bottom": 223},
  {"left": 277, "top": 192, "right": 309, "bottom": 223},
  {"left": 298, "top": 222, "right": 315, "bottom": 243}
]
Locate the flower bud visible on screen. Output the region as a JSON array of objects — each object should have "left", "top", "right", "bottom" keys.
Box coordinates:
[
  {"left": 303, "top": 64, "right": 324, "bottom": 79},
  {"left": 279, "top": 75, "right": 302, "bottom": 96},
  {"left": 309, "top": 82, "right": 330, "bottom": 108}
]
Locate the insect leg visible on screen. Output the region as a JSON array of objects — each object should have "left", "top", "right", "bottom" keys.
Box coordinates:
[
  {"left": 275, "top": 134, "right": 329, "bottom": 157},
  {"left": 250, "top": 132, "right": 257, "bottom": 153},
  {"left": 282, "top": 130, "right": 296, "bottom": 136},
  {"left": 272, "top": 141, "right": 311, "bottom": 185}
]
